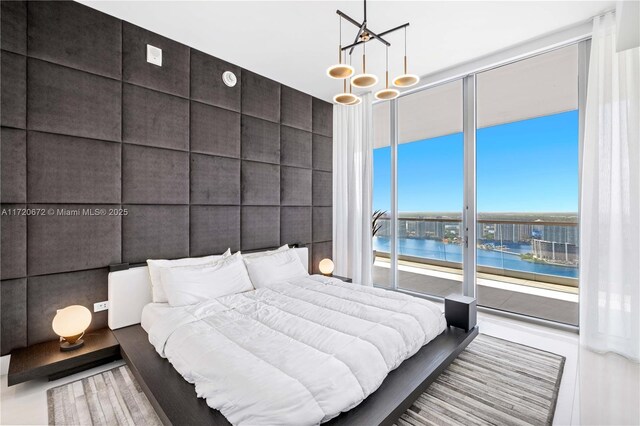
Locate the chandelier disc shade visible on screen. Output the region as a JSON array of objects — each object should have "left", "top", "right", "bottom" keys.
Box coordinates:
[
  {"left": 393, "top": 27, "right": 420, "bottom": 88},
  {"left": 351, "top": 73, "right": 378, "bottom": 88},
  {"left": 375, "top": 47, "right": 399, "bottom": 101},
  {"left": 334, "top": 92, "right": 360, "bottom": 105},
  {"left": 375, "top": 88, "right": 399, "bottom": 100},
  {"left": 327, "top": 64, "right": 355, "bottom": 79},
  {"left": 334, "top": 78, "right": 361, "bottom": 105},
  {"left": 393, "top": 74, "right": 420, "bottom": 87}
]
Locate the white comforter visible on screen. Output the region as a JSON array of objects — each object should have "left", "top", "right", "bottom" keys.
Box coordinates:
[{"left": 147, "top": 275, "right": 446, "bottom": 425}]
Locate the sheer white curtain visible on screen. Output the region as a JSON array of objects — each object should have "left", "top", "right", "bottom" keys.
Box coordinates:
[
  {"left": 333, "top": 93, "right": 373, "bottom": 285},
  {"left": 580, "top": 12, "right": 640, "bottom": 361}
]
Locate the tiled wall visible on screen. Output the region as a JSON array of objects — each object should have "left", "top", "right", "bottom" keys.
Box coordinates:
[{"left": 0, "top": 0, "right": 333, "bottom": 355}]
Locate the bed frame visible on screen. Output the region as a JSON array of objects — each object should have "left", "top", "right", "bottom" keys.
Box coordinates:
[{"left": 108, "top": 247, "right": 478, "bottom": 426}]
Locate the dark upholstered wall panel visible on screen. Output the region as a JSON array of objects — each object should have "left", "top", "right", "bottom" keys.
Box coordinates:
[
  {"left": 241, "top": 115, "right": 280, "bottom": 164},
  {"left": 28, "top": 269, "right": 108, "bottom": 344},
  {"left": 281, "top": 207, "right": 312, "bottom": 246},
  {"left": 1, "top": 278, "right": 27, "bottom": 353},
  {"left": 1, "top": 51, "right": 26, "bottom": 129},
  {"left": 312, "top": 98, "right": 333, "bottom": 137},
  {"left": 0, "top": 0, "right": 333, "bottom": 355},
  {"left": 313, "top": 134, "right": 333, "bottom": 172},
  {"left": 190, "top": 206, "right": 241, "bottom": 256},
  {"left": 27, "top": 204, "right": 121, "bottom": 276},
  {"left": 313, "top": 207, "right": 333, "bottom": 243},
  {"left": 122, "top": 205, "right": 189, "bottom": 263},
  {"left": 122, "top": 144, "right": 190, "bottom": 204},
  {"left": 27, "top": 132, "right": 121, "bottom": 204},
  {"left": 281, "top": 167, "right": 312, "bottom": 206},
  {"left": 1, "top": 1, "right": 26, "bottom": 55},
  {"left": 241, "top": 71, "right": 281, "bottom": 123},
  {"left": 242, "top": 207, "right": 280, "bottom": 250},
  {"left": 27, "top": 1, "right": 122, "bottom": 79},
  {"left": 190, "top": 154, "right": 241, "bottom": 205},
  {"left": 190, "top": 101, "right": 241, "bottom": 158},
  {"left": 241, "top": 161, "right": 280, "bottom": 206},
  {"left": 281, "top": 86, "right": 312, "bottom": 132},
  {"left": 281, "top": 126, "right": 312, "bottom": 169},
  {"left": 313, "top": 171, "right": 333, "bottom": 206},
  {"left": 1, "top": 128, "right": 26, "bottom": 203},
  {"left": 1, "top": 205, "right": 27, "bottom": 280},
  {"left": 28, "top": 59, "right": 122, "bottom": 141},
  {"left": 122, "top": 84, "right": 189, "bottom": 151}
]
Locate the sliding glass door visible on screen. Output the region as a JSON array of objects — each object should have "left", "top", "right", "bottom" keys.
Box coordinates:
[
  {"left": 475, "top": 45, "right": 580, "bottom": 325},
  {"left": 373, "top": 42, "right": 586, "bottom": 326},
  {"left": 395, "top": 81, "right": 464, "bottom": 297}
]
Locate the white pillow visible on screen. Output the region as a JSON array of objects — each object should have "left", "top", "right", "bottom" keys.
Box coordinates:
[
  {"left": 147, "top": 249, "right": 231, "bottom": 303},
  {"left": 161, "top": 253, "right": 254, "bottom": 307},
  {"left": 243, "top": 249, "right": 308, "bottom": 288},
  {"left": 241, "top": 244, "right": 290, "bottom": 259}
]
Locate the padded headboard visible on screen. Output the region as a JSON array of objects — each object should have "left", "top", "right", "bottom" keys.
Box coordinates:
[{"left": 108, "top": 247, "right": 309, "bottom": 330}]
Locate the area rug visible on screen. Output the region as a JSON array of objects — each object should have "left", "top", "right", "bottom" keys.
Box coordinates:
[
  {"left": 396, "top": 334, "right": 565, "bottom": 426},
  {"left": 47, "top": 365, "right": 161, "bottom": 426}
]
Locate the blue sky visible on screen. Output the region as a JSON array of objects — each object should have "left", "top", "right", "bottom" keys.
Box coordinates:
[{"left": 373, "top": 110, "right": 579, "bottom": 213}]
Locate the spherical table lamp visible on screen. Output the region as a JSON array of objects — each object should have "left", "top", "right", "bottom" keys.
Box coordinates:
[
  {"left": 52, "top": 305, "right": 92, "bottom": 352},
  {"left": 319, "top": 258, "right": 335, "bottom": 276}
]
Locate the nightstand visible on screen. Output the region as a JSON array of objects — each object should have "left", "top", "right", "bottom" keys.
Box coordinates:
[
  {"left": 7, "top": 328, "right": 120, "bottom": 386},
  {"left": 332, "top": 275, "right": 352, "bottom": 283}
]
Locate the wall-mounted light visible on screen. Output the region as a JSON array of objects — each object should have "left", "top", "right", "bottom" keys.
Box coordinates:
[
  {"left": 319, "top": 258, "right": 335, "bottom": 276},
  {"left": 52, "top": 305, "right": 92, "bottom": 352},
  {"left": 146, "top": 44, "right": 162, "bottom": 67},
  {"left": 222, "top": 71, "right": 237, "bottom": 87}
]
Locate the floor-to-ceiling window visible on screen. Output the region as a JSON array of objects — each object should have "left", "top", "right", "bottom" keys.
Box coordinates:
[
  {"left": 373, "top": 101, "right": 392, "bottom": 288},
  {"left": 475, "top": 44, "right": 579, "bottom": 325},
  {"left": 395, "top": 81, "right": 464, "bottom": 297},
  {"left": 373, "top": 43, "right": 583, "bottom": 326}
]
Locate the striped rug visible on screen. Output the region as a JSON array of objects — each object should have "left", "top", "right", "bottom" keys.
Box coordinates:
[
  {"left": 396, "top": 334, "right": 565, "bottom": 426},
  {"left": 47, "top": 365, "right": 161, "bottom": 426}
]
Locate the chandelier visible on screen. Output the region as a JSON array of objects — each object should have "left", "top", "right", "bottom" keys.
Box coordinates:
[{"left": 326, "top": 0, "right": 420, "bottom": 105}]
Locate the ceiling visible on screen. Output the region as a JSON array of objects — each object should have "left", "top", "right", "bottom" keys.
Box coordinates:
[{"left": 79, "top": 1, "right": 614, "bottom": 102}]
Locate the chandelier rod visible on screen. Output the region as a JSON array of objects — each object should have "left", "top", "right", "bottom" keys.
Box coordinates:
[{"left": 340, "top": 21, "right": 409, "bottom": 53}]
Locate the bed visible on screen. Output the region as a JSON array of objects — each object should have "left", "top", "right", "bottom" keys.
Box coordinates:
[{"left": 108, "top": 246, "right": 478, "bottom": 425}]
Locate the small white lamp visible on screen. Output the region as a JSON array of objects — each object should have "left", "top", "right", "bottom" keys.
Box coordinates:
[
  {"left": 52, "top": 305, "right": 92, "bottom": 352},
  {"left": 319, "top": 258, "right": 335, "bottom": 276}
]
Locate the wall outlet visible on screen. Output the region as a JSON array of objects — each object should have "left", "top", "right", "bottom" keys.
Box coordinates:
[{"left": 94, "top": 301, "right": 109, "bottom": 312}]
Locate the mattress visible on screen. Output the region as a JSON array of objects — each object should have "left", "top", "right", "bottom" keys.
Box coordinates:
[
  {"left": 146, "top": 275, "right": 446, "bottom": 425},
  {"left": 141, "top": 303, "right": 179, "bottom": 333}
]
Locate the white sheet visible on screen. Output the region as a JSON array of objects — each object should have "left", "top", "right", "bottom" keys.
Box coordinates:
[
  {"left": 147, "top": 275, "right": 446, "bottom": 425},
  {"left": 141, "top": 303, "right": 179, "bottom": 333}
]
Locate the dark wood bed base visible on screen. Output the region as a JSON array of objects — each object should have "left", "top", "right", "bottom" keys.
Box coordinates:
[{"left": 114, "top": 324, "right": 478, "bottom": 426}]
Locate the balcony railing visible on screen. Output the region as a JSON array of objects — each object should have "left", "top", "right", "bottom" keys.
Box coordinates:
[{"left": 373, "top": 216, "right": 579, "bottom": 287}]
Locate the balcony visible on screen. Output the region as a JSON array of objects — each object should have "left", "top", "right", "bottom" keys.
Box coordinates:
[{"left": 373, "top": 217, "right": 579, "bottom": 325}]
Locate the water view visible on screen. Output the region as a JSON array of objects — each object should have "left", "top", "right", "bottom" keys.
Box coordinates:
[{"left": 373, "top": 236, "right": 579, "bottom": 278}]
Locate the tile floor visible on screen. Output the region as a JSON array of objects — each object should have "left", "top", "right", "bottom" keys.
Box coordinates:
[
  {"left": 373, "top": 262, "right": 580, "bottom": 325},
  {"left": 1, "top": 310, "right": 638, "bottom": 425}
]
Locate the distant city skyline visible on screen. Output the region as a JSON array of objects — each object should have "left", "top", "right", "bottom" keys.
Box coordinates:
[{"left": 373, "top": 110, "right": 579, "bottom": 213}]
